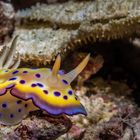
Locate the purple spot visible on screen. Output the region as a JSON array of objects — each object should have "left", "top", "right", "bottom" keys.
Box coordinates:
[
  {"left": 58, "top": 70, "right": 65, "bottom": 75},
  {"left": 18, "top": 109, "right": 22, "bottom": 112},
  {"left": 17, "top": 100, "right": 22, "bottom": 104},
  {"left": 54, "top": 91, "right": 61, "bottom": 97},
  {"left": 2, "top": 103, "right": 7, "bottom": 108},
  {"left": 35, "top": 73, "right": 41, "bottom": 78},
  {"left": 4, "top": 70, "right": 8, "bottom": 72},
  {"left": 23, "top": 71, "right": 28, "bottom": 74},
  {"left": 63, "top": 95, "right": 68, "bottom": 100},
  {"left": 31, "top": 83, "right": 37, "bottom": 87},
  {"left": 10, "top": 114, "right": 14, "bottom": 118},
  {"left": 37, "top": 83, "right": 44, "bottom": 87},
  {"left": 20, "top": 80, "right": 25, "bottom": 84},
  {"left": 43, "top": 90, "right": 48, "bottom": 94},
  {"left": 9, "top": 77, "right": 16, "bottom": 81},
  {"left": 68, "top": 90, "right": 73, "bottom": 95},
  {"left": 24, "top": 104, "right": 28, "bottom": 108},
  {"left": 12, "top": 70, "right": 19, "bottom": 74},
  {"left": 62, "top": 79, "right": 68, "bottom": 85},
  {"left": 0, "top": 113, "right": 2, "bottom": 117}
]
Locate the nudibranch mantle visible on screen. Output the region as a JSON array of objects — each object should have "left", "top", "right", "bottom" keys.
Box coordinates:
[{"left": 0, "top": 37, "right": 90, "bottom": 125}]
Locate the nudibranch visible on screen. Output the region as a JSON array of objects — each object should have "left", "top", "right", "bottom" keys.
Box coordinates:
[{"left": 0, "top": 37, "right": 90, "bottom": 125}]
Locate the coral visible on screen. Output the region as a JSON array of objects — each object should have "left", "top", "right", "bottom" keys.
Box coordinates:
[
  {"left": 0, "top": 1, "right": 14, "bottom": 45},
  {"left": 11, "top": 0, "right": 140, "bottom": 65},
  {"left": 16, "top": 0, "right": 140, "bottom": 26},
  {"left": 14, "top": 28, "right": 78, "bottom": 65}
]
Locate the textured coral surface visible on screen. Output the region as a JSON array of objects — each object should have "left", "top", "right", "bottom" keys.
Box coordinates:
[{"left": 10, "top": 0, "right": 140, "bottom": 65}]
